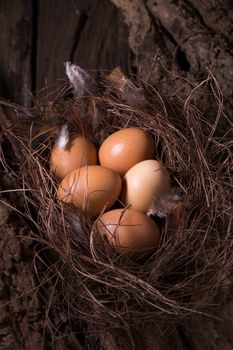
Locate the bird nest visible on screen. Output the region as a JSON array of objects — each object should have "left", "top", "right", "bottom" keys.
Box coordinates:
[{"left": 1, "top": 65, "right": 232, "bottom": 348}]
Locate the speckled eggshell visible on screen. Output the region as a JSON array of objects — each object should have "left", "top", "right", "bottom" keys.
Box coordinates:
[
  {"left": 96, "top": 208, "right": 160, "bottom": 259},
  {"left": 57, "top": 165, "right": 122, "bottom": 217},
  {"left": 51, "top": 134, "right": 97, "bottom": 180},
  {"left": 121, "top": 159, "right": 171, "bottom": 213},
  {"left": 99, "top": 128, "right": 155, "bottom": 176}
]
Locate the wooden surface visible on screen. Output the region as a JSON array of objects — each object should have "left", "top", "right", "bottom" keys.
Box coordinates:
[
  {"left": 0, "top": 0, "right": 32, "bottom": 106},
  {"left": 0, "top": 0, "right": 233, "bottom": 349},
  {"left": 0, "top": 0, "right": 131, "bottom": 100}
]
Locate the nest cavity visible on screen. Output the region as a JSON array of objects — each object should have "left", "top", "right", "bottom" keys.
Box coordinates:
[{"left": 2, "top": 68, "right": 233, "bottom": 348}]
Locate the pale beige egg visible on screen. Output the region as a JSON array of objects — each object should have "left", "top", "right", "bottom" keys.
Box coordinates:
[
  {"left": 96, "top": 208, "right": 160, "bottom": 259},
  {"left": 121, "top": 160, "right": 171, "bottom": 213},
  {"left": 57, "top": 165, "right": 122, "bottom": 217},
  {"left": 51, "top": 134, "right": 97, "bottom": 180},
  {"left": 99, "top": 128, "right": 154, "bottom": 176}
]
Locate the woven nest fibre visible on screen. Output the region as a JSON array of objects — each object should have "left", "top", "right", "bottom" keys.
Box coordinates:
[{"left": 2, "top": 67, "right": 233, "bottom": 347}]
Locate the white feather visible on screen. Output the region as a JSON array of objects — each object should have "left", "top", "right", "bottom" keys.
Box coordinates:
[
  {"left": 56, "top": 124, "right": 69, "bottom": 149},
  {"left": 65, "top": 61, "right": 90, "bottom": 96}
]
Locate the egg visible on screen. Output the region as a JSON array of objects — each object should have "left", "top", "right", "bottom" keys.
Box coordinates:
[
  {"left": 51, "top": 132, "right": 97, "bottom": 180},
  {"left": 121, "top": 160, "right": 171, "bottom": 213},
  {"left": 96, "top": 208, "right": 160, "bottom": 258},
  {"left": 57, "top": 165, "right": 122, "bottom": 217},
  {"left": 99, "top": 127, "right": 154, "bottom": 176}
]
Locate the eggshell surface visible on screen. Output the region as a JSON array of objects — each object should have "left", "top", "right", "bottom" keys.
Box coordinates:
[
  {"left": 96, "top": 208, "right": 160, "bottom": 258},
  {"left": 58, "top": 165, "right": 122, "bottom": 217},
  {"left": 121, "top": 160, "right": 171, "bottom": 213},
  {"left": 51, "top": 134, "right": 97, "bottom": 179},
  {"left": 99, "top": 128, "right": 154, "bottom": 176}
]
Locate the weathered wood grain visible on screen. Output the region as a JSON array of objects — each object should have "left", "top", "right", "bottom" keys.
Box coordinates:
[
  {"left": 72, "top": 0, "right": 131, "bottom": 75},
  {"left": 36, "top": 0, "right": 79, "bottom": 92},
  {"left": 36, "top": 0, "right": 131, "bottom": 93},
  {"left": 0, "top": 0, "right": 32, "bottom": 106}
]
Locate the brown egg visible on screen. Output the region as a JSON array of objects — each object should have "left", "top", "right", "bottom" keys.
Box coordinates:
[
  {"left": 121, "top": 160, "right": 171, "bottom": 213},
  {"left": 57, "top": 165, "right": 122, "bottom": 217},
  {"left": 51, "top": 133, "right": 97, "bottom": 180},
  {"left": 96, "top": 208, "right": 160, "bottom": 259},
  {"left": 99, "top": 128, "right": 154, "bottom": 176}
]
